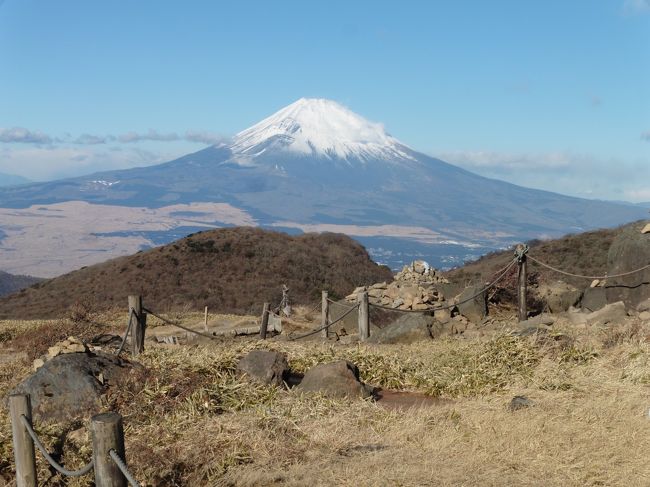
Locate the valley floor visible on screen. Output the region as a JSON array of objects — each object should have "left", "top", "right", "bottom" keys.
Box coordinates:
[{"left": 1, "top": 310, "right": 650, "bottom": 486}]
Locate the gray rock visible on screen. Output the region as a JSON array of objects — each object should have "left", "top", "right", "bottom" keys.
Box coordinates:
[
  {"left": 606, "top": 221, "right": 650, "bottom": 308},
  {"left": 585, "top": 301, "right": 628, "bottom": 326},
  {"left": 296, "top": 360, "right": 373, "bottom": 399},
  {"left": 582, "top": 286, "right": 608, "bottom": 312},
  {"left": 515, "top": 314, "right": 554, "bottom": 335},
  {"left": 538, "top": 281, "right": 582, "bottom": 313},
  {"left": 236, "top": 350, "right": 289, "bottom": 387},
  {"left": 11, "top": 352, "right": 139, "bottom": 422},
  {"left": 457, "top": 285, "right": 488, "bottom": 323},
  {"left": 518, "top": 314, "right": 555, "bottom": 327},
  {"left": 637, "top": 298, "right": 650, "bottom": 313},
  {"left": 366, "top": 313, "right": 440, "bottom": 344},
  {"left": 508, "top": 395, "right": 534, "bottom": 411}
]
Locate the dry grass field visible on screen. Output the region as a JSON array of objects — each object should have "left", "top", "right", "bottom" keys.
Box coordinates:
[{"left": 2, "top": 309, "right": 650, "bottom": 486}]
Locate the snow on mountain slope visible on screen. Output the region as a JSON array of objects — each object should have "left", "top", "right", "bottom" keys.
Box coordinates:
[{"left": 230, "top": 98, "right": 416, "bottom": 163}]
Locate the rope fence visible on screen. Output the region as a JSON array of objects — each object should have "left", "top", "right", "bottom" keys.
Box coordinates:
[
  {"left": 19, "top": 415, "right": 94, "bottom": 478},
  {"left": 9, "top": 394, "right": 140, "bottom": 487},
  {"left": 109, "top": 449, "right": 141, "bottom": 487},
  {"left": 143, "top": 307, "right": 220, "bottom": 340},
  {"left": 115, "top": 308, "right": 135, "bottom": 356},
  {"left": 527, "top": 254, "right": 650, "bottom": 280},
  {"left": 289, "top": 303, "right": 360, "bottom": 341}
]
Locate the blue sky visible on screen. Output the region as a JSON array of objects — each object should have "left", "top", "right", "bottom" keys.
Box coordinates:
[{"left": 0, "top": 0, "right": 648, "bottom": 201}]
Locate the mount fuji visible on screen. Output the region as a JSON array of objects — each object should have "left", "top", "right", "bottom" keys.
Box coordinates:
[{"left": 0, "top": 98, "right": 646, "bottom": 277}]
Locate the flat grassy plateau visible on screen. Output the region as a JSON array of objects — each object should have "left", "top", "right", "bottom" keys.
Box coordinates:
[{"left": 1, "top": 309, "right": 650, "bottom": 486}]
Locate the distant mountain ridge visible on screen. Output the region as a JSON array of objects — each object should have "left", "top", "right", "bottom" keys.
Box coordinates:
[
  {"left": 0, "top": 98, "right": 646, "bottom": 275},
  {"left": 0, "top": 270, "right": 42, "bottom": 297},
  {"left": 0, "top": 172, "right": 30, "bottom": 187}
]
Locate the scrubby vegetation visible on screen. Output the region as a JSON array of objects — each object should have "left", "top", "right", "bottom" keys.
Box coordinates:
[{"left": 0, "top": 228, "right": 392, "bottom": 319}]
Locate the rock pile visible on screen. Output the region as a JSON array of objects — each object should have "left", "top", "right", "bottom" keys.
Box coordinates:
[
  {"left": 346, "top": 260, "right": 448, "bottom": 311},
  {"left": 33, "top": 336, "right": 92, "bottom": 371}
]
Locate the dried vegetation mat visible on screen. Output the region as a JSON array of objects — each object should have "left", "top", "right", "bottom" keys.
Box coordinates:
[{"left": 1, "top": 315, "right": 650, "bottom": 485}]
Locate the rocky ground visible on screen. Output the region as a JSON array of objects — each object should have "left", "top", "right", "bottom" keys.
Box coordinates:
[{"left": 1, "top": 295, "right": 650, "bottom": 486}]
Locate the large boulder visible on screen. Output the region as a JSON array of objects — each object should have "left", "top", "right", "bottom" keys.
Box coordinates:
[
  {"left": 10, "top": 352, "right": 140, "bottom": 422},
  {"left": 606, "top": 221, "right": 650, "bottom": 308},
  {"left": 366, "top": 313, "right": 442, "bottom": 344},
  {"left": 236, "top": 350, "right": 290, "bottom": 387},
  {"left": 537, "top": 281, "right": 582, "bottom": 313},
  {"left": 456, "top": 285, "right": 488, "bottom": 323},
  {"left": 296, "top": 360, "right": 373, "bottom": 399}
]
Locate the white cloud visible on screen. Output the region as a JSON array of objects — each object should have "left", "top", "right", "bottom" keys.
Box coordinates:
[
  {"left": 0, "top": 145, "right": 183, "bottom": 181},
  {"left": 0, "top": 127, "right": 54, "bottom": 144},
  {"left": 0, "top": 127, "right": 229, "bottom": 146},
  {"left": 434, "top": 150, "right": 650, "bottom": 203}
]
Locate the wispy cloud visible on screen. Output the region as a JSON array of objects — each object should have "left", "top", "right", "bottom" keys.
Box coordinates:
[
  {"left": 642, "top": 131, "right": 650, "bottom": 141},
  {"left": 0, "top": 127, "right": 228, "bottom": 146},
  {"left": 623, "top": 0, "right": 650, "bottom": 14},
  {"left": 435, "top": 149, "right": 650, "bottom": 203},
  {"left": 116, "top": 130, "right": 180, "bottom": 143},
  {"left": 0, "top": 127, "right": 54, "bottom": 144}
]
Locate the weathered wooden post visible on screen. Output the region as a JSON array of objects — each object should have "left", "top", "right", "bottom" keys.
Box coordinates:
[
  {"left": 204, "top": 306, "right": 209, "bottom": 332},
  {"left": 91, "top": 412, "right": 127, "bottom": 487},
  {"left": 259, "top": 302, "right": 270, "bottom": 339},
  {"left": 321, "top": 291, "right": 330, "bottom": 338},
  {"left": 128, "top": 295, "right": 145, "bottom": 355},
  {"left": 516, "top": 244, "right": 528, "bottom": 322},
  {"left": 358, "top": 291, "right": 369, "bottom": 341},
  {"left": 9, "top": 394, "right": 37, "bottom": 487}
]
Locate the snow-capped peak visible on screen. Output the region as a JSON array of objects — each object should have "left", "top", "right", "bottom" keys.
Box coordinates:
[{"left": 230, "top": 98, "right": 414, "bottom": 162}]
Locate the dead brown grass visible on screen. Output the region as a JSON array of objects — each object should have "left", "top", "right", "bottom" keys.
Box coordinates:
[{"left": 2, "top": 317, "right": 650, "bottom": 486}]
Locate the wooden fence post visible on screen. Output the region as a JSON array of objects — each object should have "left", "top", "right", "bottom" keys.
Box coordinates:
[
  {"left": 259, "top": 303, "right": 270, "bottom": 339},
  {"left": 321, "top": 291, "right": 330, "bottom": 338},
  {"left": 516, "top": 244, "right": 528, "bottom": 322},
  {"left": 91, "top": 412, "right": 127, "bottom": 487},
  {"left": 358, "top": 291, "right": 369, "bottom": 341},
  {"left": 128, "top": 295, "right": 145, "bottom": 355},
  {"left": 204, "top": 306, "right": 209, "bottom": 332},
  {"left": 9, "top": 394, "right": 37, "bottom": 487}
]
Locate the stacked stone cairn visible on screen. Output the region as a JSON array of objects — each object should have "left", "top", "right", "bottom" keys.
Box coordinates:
[
  {"left": 32, "top": 336, "right": 91, "bottom": 371},
  {"left": 346, "top": 260, "right": 449, "bottom": 311}
]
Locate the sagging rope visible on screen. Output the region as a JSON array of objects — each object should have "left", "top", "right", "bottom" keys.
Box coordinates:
[
  {"left": 368, "top": 258, "right": 519, "bottom": 314},
  {"left": 289, "top": 303, "right": 361, "bottom": 341},
  {"left": 143, "top": 307, "right": 220, "bottom": 340},
  {"left": 109, "top": 449, "right": 141, "bottom": 487},
  {"left": 527, "top": 254, "right": 650, "bottom": 280},
  {"left": 20, "top": 416, "right": 94, "bottom": 477},
  {"left": 327, "top": 298, "right": 358, "bottom": 310},
  {"left": 115, "top": 308, "right": 136, "bottom": 356}
]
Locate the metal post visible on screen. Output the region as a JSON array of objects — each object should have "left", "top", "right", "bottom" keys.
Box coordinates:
[
  {"left": 259, "top": 302, "right": 270, "bottom": 339},
  {"left": 9, "top": 394, "right": 37, "bottom": 487},
  {"left": 128, "top": 295, "right": 145, "bottom": 355},
  {"left": 91, "top": 412, "right": 127, "bottom": 487},
  {"left": 321, "top": 291, "right": 330, "bottom": 338},
  {"left": 516, "top": 244, "right": 528, "bottom": 322},
  {"left": 358, "top": 291, "right": 369, "bottom": 341}
]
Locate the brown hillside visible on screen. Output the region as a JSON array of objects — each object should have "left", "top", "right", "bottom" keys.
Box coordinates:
[
  {"left": 445, "top": 220, "right": 647, "bottom": 296},
  {"left": 0, "top": 227, "right": 393, "bottom": 319}
]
